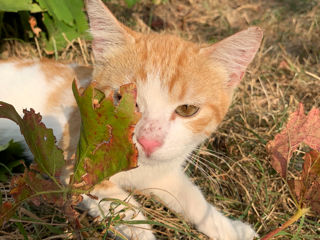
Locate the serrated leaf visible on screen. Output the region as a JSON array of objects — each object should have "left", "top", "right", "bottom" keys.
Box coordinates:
[
  {"left": 72, "top": 81, "right": 140, "bottom": 186},
  {"left": 0, "top": 101, "right": 65, "bottom": 177},
  {"left": 267, "top": 103, "right": 320, "bottom": 177}
]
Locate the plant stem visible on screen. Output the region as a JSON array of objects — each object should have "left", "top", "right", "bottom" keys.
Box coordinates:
[{"left": 261, "top": 207, "right": 309, "bottom": 240}]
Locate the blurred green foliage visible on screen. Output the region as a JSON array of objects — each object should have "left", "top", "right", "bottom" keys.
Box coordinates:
[
  {"left": 0, "top": 0, "right": 145, "bottom": 54},
  {"left": 0, "top": 140, "right": 25, "bottom": 182},
  {"left": 0, "top": 0, "right": 89, "bottom": 53}
]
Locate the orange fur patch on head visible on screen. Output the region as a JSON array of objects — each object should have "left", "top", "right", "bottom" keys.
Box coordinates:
[
  {"left": 186, "top": 100, "right": 229, "bottom": 134},
  {"left": 88, "top": 1, "right": 262, "bottom": 138},
  {"left": 188, "top": 115, "right": 212, "bottom": 134},
  {"left": 93, "top": 32, "right": 235, "bottom": 136}
]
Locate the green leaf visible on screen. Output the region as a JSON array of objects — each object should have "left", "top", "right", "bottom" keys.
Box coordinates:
[
  {"left": 73, "top": 81, "right": 140, "bottom": 186},
  {"left": 0, "top": 0, "right": 42, "bottom": 13},
  {"left": 64, "top": 0, "right": 89, "bottom": 34},
  {"left": 37, "top": 0, "right": 74, "bottom": 26},
  {"left": 0, "top": 101, "right": 65, "bottom": 177},
  {"left": 41, "top": 12, "right": 86, "bottom": 53}
]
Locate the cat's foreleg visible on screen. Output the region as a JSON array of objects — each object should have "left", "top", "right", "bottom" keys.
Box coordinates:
[
  {"left": 81, "top": 180, "right": 155, "bottom": 240},
  {"left": 149, "top": 171, "right": 256, "bottom": 240}
]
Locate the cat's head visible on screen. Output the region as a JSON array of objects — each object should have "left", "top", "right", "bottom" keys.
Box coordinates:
[{"left": 86, "top": 0, "right": 263, "bottom": 165}]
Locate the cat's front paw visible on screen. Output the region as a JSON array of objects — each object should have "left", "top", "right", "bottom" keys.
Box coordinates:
[
  {"left": 203, "top": 218, "right": 256, "bottom": 240},
  {"left": 116, "top": 224, "right": 156, "bottom": 240},
  {"left": 232, "top": 220, "right": 257, "bottom": 240}
]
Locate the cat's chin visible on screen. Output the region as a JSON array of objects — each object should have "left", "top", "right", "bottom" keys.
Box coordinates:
[{"left": 136, "top": 146, "right": 193, "bottom": 167}]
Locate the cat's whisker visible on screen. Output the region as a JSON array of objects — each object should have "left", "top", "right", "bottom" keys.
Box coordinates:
[
  {"left": 185, "top": 152, "right": 222, "bottom": 182},
  {"left": 195, "top": 145, "right": 231, "bottom": 159},
  {"left": 185, "top": 158, "right": 217, "bottom": 184},
  {"left": 194, "top": 148, "right": 234, "bottom": 169},
  {"left": 196, "top": 145, "right": 228, "bottom": 155},
  {"left": 189, "top": 151, "right": 227, "bottom": 173},
  {"left": 200, "top": 148, "right": 234, "bottom": 161}
]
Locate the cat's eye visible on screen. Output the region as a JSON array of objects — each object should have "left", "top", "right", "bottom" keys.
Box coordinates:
[{"left": 175, "top": 104, "right": 199, "bottom": 117}]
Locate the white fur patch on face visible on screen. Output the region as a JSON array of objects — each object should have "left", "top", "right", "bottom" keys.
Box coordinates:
[{"left": 134, "top": 71, "right": 206, "bottom": 165}]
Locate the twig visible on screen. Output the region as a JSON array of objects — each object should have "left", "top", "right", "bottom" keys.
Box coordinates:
[
  {"left": 77, "top": 38, "right": 88, "bottom": 65},
  {"left": 34, "top": 37, "right": 42, "bottom": 59},
  {"left": 9, "top": 218, "right": 67, "bottom": 226},
  {"left": 305, "top": 71, "right": 320, "bottom": 81},
  {"left": 42, "top": 233, "right": 72, "bottom": 240}
]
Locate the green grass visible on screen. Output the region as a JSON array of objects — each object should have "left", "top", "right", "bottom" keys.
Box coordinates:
[{"left": 1, "top": 0, "right": 320, "bottom": 239}]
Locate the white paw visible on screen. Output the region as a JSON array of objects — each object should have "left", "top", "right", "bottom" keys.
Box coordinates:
[
  {"left": 116, "top": 224, "right": 156, "bottom": 240},
  {"left": 233, "top": 220, "right": 257, "bottom": 240},
  {"left": 201, "top": 218, "right": 256, "bottom": 240}
]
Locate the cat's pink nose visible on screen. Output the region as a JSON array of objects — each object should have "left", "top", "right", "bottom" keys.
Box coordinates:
[{"left": 137, "top": 137, "right": 162, "bottom": 157}]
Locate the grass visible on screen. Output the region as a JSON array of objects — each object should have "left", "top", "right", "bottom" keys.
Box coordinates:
[{"left": 1, "top": 0, "right": 320, "bottom": 239}]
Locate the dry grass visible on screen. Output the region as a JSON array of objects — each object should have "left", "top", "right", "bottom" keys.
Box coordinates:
[{"left": 1, "top": 0, "right": 320, "bottom": 239}]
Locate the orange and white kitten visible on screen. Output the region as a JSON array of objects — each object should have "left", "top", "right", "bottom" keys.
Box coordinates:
[{"left": 0, "top": 0, "right": 263, "bottom": 239}]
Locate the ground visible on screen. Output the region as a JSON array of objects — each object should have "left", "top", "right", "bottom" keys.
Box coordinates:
[{"left": 0, "top": 0, "right": 320, "bottom": 239}]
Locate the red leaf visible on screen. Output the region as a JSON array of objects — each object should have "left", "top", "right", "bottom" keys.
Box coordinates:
[
  {"left": 73, "top": 82, "right": 140, "bottom": 187},
  {"left": 289, "top": 150, "right": 320, "bottom": 214},
  {"left": 267, "top": 103, "right": 320, "bottom": 177}
]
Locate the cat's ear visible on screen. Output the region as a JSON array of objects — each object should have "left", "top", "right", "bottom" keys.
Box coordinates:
[
  {"left": 201, "top": 27, "right": 263, "bottom": 89},
  {"left": 86, "top": 0, "right": 138, "bottom": 62}
]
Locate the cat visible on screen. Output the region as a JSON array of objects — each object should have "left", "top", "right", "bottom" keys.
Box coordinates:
[{"left": 0, "top": 0, "right": 263, "bottom": 239}]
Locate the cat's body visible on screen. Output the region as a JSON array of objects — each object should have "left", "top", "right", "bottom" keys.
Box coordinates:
[{"left": 0, "top": 0, "right": 263, "bottom": 239}]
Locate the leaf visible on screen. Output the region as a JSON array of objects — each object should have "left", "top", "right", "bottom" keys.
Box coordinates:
[
  {"left": 0, "top": 101, "right": 24, "bottom": 125},
  {"left": 0, "top": 101, "right": 65, "bottom": 177},
  {"left": 0, "top": 169, "right": 64, "bottom": 225},
  {"left": 72, "top": 81, "right": 140, "bottom": 186},
  {"left": 267, "top": 103, "right": 320, "bottom": 177},
  {"left": 288, "top": 150, "right": 320, "bottom": 214},
  {"left": 64, "top": 0, "right": 89, "bottom": 34},
  {"left": 38, "top": 0, "right": 74, "bottom": 26},
  {"left": 41, "top": 12, "right": 87, "bottom": 53},
  {"left": 0, "top": 0, "right": 42, "bottom": 13}
]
